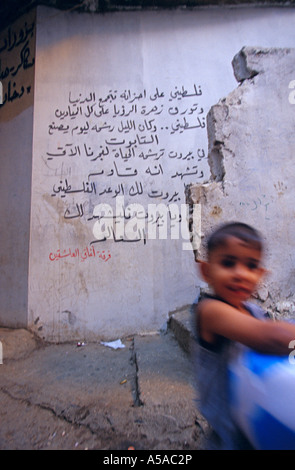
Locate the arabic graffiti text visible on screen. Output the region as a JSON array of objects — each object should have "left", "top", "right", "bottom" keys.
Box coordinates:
[{"left": 49, "top": 246, "right": 111, "bottom": 262}]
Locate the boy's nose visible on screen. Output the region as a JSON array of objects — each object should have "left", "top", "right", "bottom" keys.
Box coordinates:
[{"left": 233, "top": 263, "right": 248, "bottom": 279}]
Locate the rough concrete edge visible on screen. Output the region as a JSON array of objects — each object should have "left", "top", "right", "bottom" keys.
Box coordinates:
[
  {"left": 231, "top": 46, "right": 261, "bottom": 82},
  {"left": 206, "top": 104, "right": 229, "bottom": 184},
  {"left": 205, "top": 46, "right": 289, "bottom": 185},
  {"left": 205, "top": 47, "right": 283, "bottom": 184},
  {"left": 185, "top": 181, "right": 225, "bottom": 261},
  {"left": 232, "top": 46, "right": 293, "bottom": 83},
  {"left": 185, "top": 46, "right": 269, "bottom": 259},
  {"left": 168, "top": 306, "right": 196, "bottom": 356}
]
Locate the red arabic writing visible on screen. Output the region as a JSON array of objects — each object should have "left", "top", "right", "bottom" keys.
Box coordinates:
[{"left": 49, "top": 246, "right": 111, "bottom": 262}]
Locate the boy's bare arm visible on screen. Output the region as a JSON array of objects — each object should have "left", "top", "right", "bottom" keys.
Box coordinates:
[{"left": 196, "top": 299, "right": 295, "bottom": 355}]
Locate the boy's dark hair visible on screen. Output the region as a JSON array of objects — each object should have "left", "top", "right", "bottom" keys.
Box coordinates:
[{"left": 207, "top": 222, "right": 263, "bottom": 255}]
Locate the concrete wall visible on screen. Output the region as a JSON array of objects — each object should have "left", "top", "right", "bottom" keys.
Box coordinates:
[
  {"left": 0, "top": 10, "right": 36, "bottom": 327},
  {"left": 187, "top": 46, "right": 295, "bottom": 318},
  {"left": 2, "top": 5, "right": 295, "bottom": 339}
]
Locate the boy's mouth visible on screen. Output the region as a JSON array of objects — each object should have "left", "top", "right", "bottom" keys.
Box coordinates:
[{"left": 228, "top": 285, "right": 251, "bottom": 296}]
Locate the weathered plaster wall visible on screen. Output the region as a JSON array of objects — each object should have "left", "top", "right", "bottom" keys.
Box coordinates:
[
  {"left": 28, "top": 7, "right": 295, "bottom": 341},
  {"left": 0, "top": 10, "right": 36, "bottom": 327},
  {"left": 187, "top": 47, "right": 295, "bottom": 317},
  {"left": 2, "top": 5, "right": 295, "bottom": 339}
]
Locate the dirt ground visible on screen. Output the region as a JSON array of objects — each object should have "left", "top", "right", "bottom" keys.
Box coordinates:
[{"left": 0, "top": 327, "right": 208, "bottom": 451}]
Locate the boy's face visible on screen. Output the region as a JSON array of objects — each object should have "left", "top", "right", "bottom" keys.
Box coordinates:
[{"left": 200, "top": 236, "right": 265, "bottom": 310}]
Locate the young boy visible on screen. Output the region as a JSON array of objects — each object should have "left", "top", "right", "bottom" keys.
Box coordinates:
[{"left": 193, "top": 222, "right": 295, "bottom": 450}]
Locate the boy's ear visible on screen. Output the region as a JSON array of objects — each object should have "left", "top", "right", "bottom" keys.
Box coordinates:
[
  {"left": 197, "top": 260, "right": 211, "bottom": 283},
  {"left": 257, "top": 266, "right": 268, "bottom": 281}
]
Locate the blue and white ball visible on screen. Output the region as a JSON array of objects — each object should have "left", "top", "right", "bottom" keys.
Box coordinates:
[{"left": 228, "top": 348, "right": 295, "bottom": 450}]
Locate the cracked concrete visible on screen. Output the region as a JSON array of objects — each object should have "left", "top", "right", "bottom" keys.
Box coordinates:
[{"left": 0, "top": 327, "right": 207, "bottom": 450}]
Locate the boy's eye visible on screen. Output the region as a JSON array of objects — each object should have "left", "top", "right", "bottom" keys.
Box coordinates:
[
  {"left": 247, "top": 261, "right": 259, "bottom": 270},
  {"left": 220, "top": 258, "right": 236, "bottom": 268}
]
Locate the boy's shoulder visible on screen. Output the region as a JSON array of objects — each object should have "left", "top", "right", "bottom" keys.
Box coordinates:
[
  {"left": 193, "top": 293, "right": 269, "bottom": 321},
  {"left": 196, "top": 293, "right": 227, "bottom": 308},
  {"left": 193, "top": 294, "right": 229, "bottom": 318}
]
